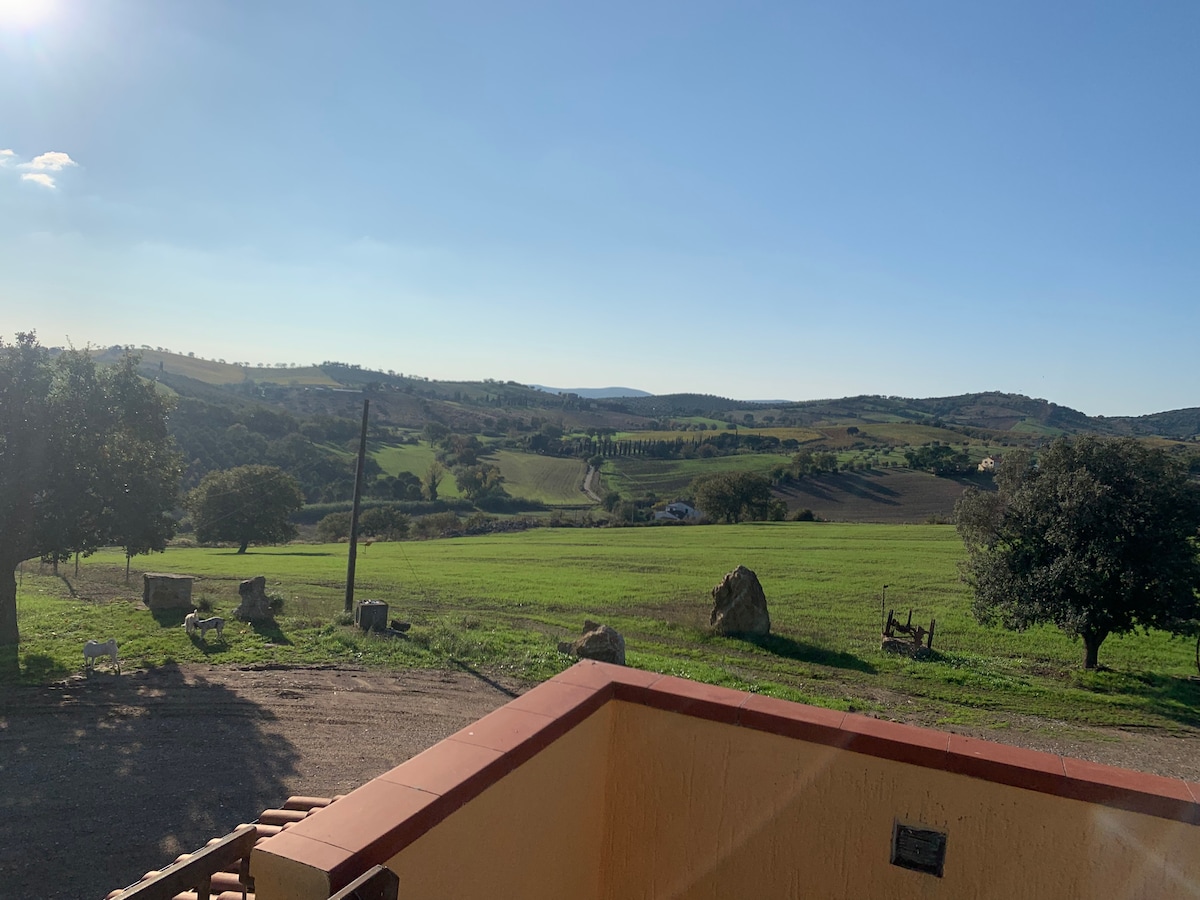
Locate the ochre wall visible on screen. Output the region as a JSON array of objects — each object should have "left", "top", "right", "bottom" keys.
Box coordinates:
[
  {"left": 384, "top": 702, "right": 613, "bottom": 900},
  {"left": 598, "top": 701, "right": 1200, "bottom": 900}
]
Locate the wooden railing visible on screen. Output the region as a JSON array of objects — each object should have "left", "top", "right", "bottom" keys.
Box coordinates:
[
  {"left": 328, "top": 865, "right": 399, "bottom": 900},
  {"left": 107, "top": 824, "right": 256, "bottom": 900}
]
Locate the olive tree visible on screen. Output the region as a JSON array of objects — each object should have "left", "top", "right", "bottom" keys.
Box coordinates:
[
  {"left": 955, "top": 436, "right": 1200, "bottom": 669},
  {"left": 0, "top": 335, "right": 179, "bottom": 663}
]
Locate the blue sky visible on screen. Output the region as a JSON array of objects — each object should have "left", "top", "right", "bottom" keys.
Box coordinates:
[{"left": 2, "top": 1, "right": 1197, "bottom": 416}]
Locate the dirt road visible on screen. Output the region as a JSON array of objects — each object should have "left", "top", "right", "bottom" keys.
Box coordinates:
[{"left": 0, "top": 664, "right": 520, "bottom": 900}]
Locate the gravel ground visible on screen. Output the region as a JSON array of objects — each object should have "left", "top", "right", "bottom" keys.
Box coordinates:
[{"left": 0, "top": 664, "right": 521, "bottom": 900}]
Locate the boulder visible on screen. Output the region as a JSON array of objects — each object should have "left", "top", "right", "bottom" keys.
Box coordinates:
[
  {"left": 142, "top": 573, "right": 193, "bottom": 611},
  {"left": 558, "top": 620, "right": 626, "bottom": 666},
  {"left": 235, "top": 575, "right": 274, "bottom": 622},
  {"left": 710, "top": 565, "right": 770, "bottom": 636}
]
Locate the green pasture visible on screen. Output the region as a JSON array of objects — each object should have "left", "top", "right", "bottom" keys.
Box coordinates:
[
  {"left": 370, "top": 443, "right": 462, "bottom": 497},
  {"left": 606, "top": 453, "right": 793, "bottom": 497},
  {"left": 13, "top": 524, "right": 1198, "bottom": 735},
  {"left": 490, "top": 450, "right": 590, "bottom": 505}
]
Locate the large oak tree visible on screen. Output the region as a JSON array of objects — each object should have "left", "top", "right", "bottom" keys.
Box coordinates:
[
  {"left": 0, "top": 335, "right": 180, "bottom": 665},
  {"left": 956, "top": 436, "right": 1200, "bottom": 669},
  {"left": 186, "top": 465, "right": 304, "bottom": 553}
]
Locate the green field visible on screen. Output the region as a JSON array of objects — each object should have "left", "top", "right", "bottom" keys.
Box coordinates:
[
  {"left": 491, "top": 450, "right": 590, "bottom": 505},
  {"left": 13, "top": 524, "right": 1198, "bottom": 735},
  {"left": 606, "top": 453, "right": 793, "bottom": 497},
  {"left": 370, "top": 444, "right": 588, "bottom": 506}
]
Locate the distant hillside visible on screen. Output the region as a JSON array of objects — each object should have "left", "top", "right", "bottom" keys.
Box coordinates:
[
  {"left": 79, "top": 346, "right": 1199, "bottom": 442},
  {"left": 529, "top": 385, "right": 653, "bottom": 399}
]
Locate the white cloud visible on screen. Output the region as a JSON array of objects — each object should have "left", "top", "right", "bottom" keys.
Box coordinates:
[
  {"left": 20, "top": 151, "right": 77, "bottom": 172},
  {"left": 0, "top": 149, "right": 13, "bottom": 166},
  {"left": 21, "top": 173, "right": 57, "bottom": 189}
]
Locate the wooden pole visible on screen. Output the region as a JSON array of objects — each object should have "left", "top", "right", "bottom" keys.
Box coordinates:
[{"left": 345, "top": 397, "right": 370, "bottom": 614}]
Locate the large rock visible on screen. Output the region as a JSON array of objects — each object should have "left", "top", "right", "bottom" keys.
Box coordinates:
[
  {"left": 710, "top": 565, "right": 770, "bottom": 636},
  {"left": 235, "top": 576, "right": 274, "bottom": 622},
  {"left": 142, "top": 573, "right": 194, "bottom": 611},
  {"left": 558, "top": 620, "right": 626, "bottom": 666}
]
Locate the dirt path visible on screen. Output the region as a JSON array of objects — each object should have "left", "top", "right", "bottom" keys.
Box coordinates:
[
  {"left": 2, "top": 662, "right": 1197, "bottom": 899},
  {"left": 0, "top": 664, "right": 521, "bottom": 900},
  {"left": 582, "top": 464, "right": 601, "bottom": 502}
]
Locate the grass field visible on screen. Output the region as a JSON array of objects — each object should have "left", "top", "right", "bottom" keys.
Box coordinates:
[
  {"left": 490, "top": 450, "right": 590, "bottom": 504},
  {"left": 13, "top": 524, "right": 1199, "bottom": 734},
  {"left": 370, "top": 444, "right": 588, "bottom": 505},
  {"left": 606, "top": 453, "right": 793, "bottom": 497}
]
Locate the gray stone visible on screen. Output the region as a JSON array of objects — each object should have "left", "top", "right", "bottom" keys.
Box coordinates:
[
  {"left": 558, "top": 620, "right": 626, "bottom": 665},
  {"left": 234, "top": 575, "right": 274, "bottom": 622},
  {"left": 710, "top": 565, "right": 771, "bottom": 636},
  {"left": 142, "top": 573, "right": 194, "bottom": 611}
]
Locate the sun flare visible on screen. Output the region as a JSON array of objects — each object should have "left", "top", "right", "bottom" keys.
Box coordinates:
[{"left": 0, "top": 0, "right": 55, "bottom": 28}]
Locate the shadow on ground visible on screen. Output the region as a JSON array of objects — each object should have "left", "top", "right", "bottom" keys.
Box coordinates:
[
  {"left": 250, "top": 619, "right": 294, "bottom": 646},
  {"left": 743, "top": 633, "right": 877, "bottom": 674},
  {"left": 0, "top": 663, "right": 300, "bottom": 900},
  {"left": 1076, "top": 670, "right": 1200, "bottom": 729}
]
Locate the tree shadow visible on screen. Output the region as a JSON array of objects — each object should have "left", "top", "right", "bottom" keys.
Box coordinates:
[
  {"left": 19, "top": 651, "right": 69, "bottom": 681},
  {"left": 740, "top": 633, "right": 878, "bottom": 674},
  {"left": 1076, "top": 670, "right": 1200, "bottom": 729},
  {"left": 0, "top": 663, "right": 301, "bottom": 900},
  {"left": 0, "top": 643, "right": 18, "bottom": 681},
  {"left": 211, "top": 550, "right": 336, "bottom": 557}
]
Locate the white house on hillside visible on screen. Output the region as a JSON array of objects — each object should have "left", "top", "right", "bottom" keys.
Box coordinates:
[{"left": 654, "top": 502, "right": 701, "bottom": 522}]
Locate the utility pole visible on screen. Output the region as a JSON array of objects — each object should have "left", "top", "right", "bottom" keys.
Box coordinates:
[{"left": 345, "top": 397, "right": 370, "bottom": 614}]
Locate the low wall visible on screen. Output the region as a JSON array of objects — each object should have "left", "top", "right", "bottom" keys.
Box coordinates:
[{"left": 251, "top": 663, "right": 1200, "bottom": 900}]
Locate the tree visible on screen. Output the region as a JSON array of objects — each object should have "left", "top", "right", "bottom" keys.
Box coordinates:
[
  {"left": 0, "top": 335, "right": 180, "bottom": 659},
  {"left": 423, "top": 461, "right": 445, "bottom": 501},
  {"left": 453, "top": 463, "right": 505, "bottom": 502},
  {"left": 955, "top": 436, "right": 1200, "bottom": 669},
  {"left": 690, "top": 472, "right": 773, "bottom": 524},
  {"left": 187, "top": 465, "right": 304, "bottom": 553}
]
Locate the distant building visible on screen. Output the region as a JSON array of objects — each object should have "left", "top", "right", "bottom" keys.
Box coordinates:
[
  {"left": 654, "top": 501, "right": 701, "bottom": 522},
  {"left": 978, "top": 456, "right": 997, "bottom": 473}
]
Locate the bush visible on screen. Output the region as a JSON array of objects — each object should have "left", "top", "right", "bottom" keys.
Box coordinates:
[
  {"left": 316, "top": 511, "right": 352, "bottom": 542},
  {"left": 359, "top": 505, "right": 411, "bottom": 540},
  {"left": 412, "top": 511, "right": 461, "bottom": 539},
  {"left": 792, "top": 508, "right": 816, "bottom": 522}
]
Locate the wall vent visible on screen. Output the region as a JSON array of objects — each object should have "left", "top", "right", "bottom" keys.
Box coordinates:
[{"left": 891, "top": 822, "right": 947, "bottom": 877}]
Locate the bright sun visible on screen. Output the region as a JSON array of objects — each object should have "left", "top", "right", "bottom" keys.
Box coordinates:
[{"left": 0, "top": 0, "right": 55, "bottom": 28}]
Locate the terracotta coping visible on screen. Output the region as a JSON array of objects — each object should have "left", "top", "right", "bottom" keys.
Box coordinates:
[{"left": 256, "top": 661, "right": 1200, "bottom": 893}]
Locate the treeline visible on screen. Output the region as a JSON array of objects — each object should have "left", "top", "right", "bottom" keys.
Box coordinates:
[{"left": 533, "top": 430, "right": 807, "bottom": 460}]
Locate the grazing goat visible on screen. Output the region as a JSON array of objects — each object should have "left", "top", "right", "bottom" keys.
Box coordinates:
[
  {"left": 196, "top": 616, "right": 225, "bottom": 640},
  {"left": 184, "top": 611, "right": 199, "bottom": 636},
  {"left": 84, "top": 639, "right": 119, "bottom": 674}
]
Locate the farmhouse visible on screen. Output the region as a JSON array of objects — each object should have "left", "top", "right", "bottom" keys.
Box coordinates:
[
  {"left": 653, "top": 501, "right": 701, "bottom": 522},
  {"left": 112, "top": 662, "right": 1200, "bottom": 899}
]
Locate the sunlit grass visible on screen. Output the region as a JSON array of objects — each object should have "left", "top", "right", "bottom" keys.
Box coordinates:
[{"left": 12, "top": 524, "right": 1199, "bottom": 732}]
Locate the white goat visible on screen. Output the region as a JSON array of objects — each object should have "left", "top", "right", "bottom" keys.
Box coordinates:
[
  {"left": 84, "top": 639, "right": 119, "bottom": 674},
  {"left": 196, "top": 616, "right": 225, "bottom": 640},
  {"left": 183, "top": 610, "right": 199, "bottom": 636}
]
